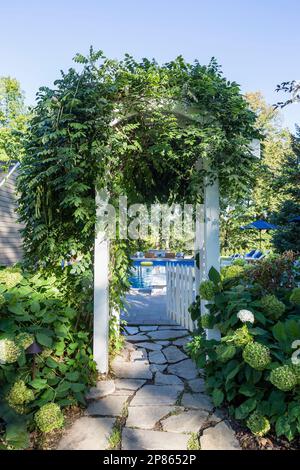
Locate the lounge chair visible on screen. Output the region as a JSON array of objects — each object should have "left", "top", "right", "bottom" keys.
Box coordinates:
[
  {"left": 245, "top": 250, "right": 265, "bottom": 262},
  {"left": 244, "top": 249, "right": 256, "bottom": 259}
]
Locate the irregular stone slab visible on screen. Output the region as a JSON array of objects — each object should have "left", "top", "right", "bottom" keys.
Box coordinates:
[
  {"left": 188, "top": 378, "right": 206, "bottom": 393},
  {"left": 155, "top": 372, "right": 183, "bottom": 386},
  {"left": 200, "top": 421, "right": 241, "bottom": 450},
  {"left": 140, "top": 326, "right": 159, "bottom": 332},
  {"left": 112, "top": 362, "right": 152, "bottom": 380},
  {"left": 157, "top": 341, "right": 170, "bottom": 346},
  {"left": 181, "top": 393, "right": 213, "bottom": 412},
  {"left": 150, "top": 363, "right": 167, "bottom": 373},
  {"left": 137, "top": 342, "right": 162, "bottom": 351},
  {"left": 130, "top": 348, "right": 148, "bottom": 362},
  {"left": 130, "top": 385, "right": 183, "bottom": 406},
  {"left": 126, "top": 405, "right": 174, "bottom": 429},
  {"left": 173, "top": 336, "right": 192, "bottom": 347},
  {"left": 85, "top": 380, "right": 115, "bottom": 400},
  {"left": 148, "top": 330, "right": 189, "bottom": 341},
  {"left": 57, "top": 417, "right": 115, "bottom": 450},
  {"left": 163, "top": 345, "right": 187, "bottom": 363},
  {"left": 125, "top": 326, "right": 139, "bottom": 335},
  {"left": 115, "top": 379, "right": 146, "bottom": 391},
  {"left": 159, "top": 326, "right": 189, "bottom": 330},
  {"left": 125, "top": 334, "right": 150, "bottom": 342},
  {"left": 161, "top": 410, "right": 209, "bottom": 433},
  {"left": 122, "top": 428, "right": 190, "bottom": 450},
  {"left": 149, "top": 351, "right": 167, "bottom": 364},
  {"left": 86, "top": 394, "right": 131, "bottom": 417},
  {"left": 167, "top": 359, "right": 199, "bottom": 380}
]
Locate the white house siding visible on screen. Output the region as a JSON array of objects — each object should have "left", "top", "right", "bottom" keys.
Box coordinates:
[{"left": 0, "top": 168, "right": 23, "bottom": 265}]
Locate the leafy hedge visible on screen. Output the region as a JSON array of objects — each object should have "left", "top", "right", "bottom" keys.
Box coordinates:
[
  {"left": 0, "top": 266, "right": 97, "bottom": 449},
  {"left": 188, "top": 253, "right": 300, "bottom": 442}
]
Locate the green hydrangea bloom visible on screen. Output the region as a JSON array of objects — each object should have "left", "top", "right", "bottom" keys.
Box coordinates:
[
  {"left": 7, "top": 380, "right": 34, "bottom": 413},
  {"left": 0, "top": 338, "right": 21, "bottom": 364},
  {"left": 224, "top": 325, "right": 253, "bottom": 347},
  {"left": 290, "top": 288, "right": 300, "bottom": 305},
  {"left": 35, "top": 403, "right": 64, "bottom": 433},
  {"left": 221, "top": 265, "right": 244, "bottom": 281},
  {"left": 0, "top": 271, "right": 23, "bottom": 289},
  {"left": 242, "top": 342, "right": 271, "bottom": 370},
  {"left": 247, "top": 412, "right": 271, "bottom": 437},
  {"left": 16, "top": 332, "right": 35, "bottom": 350},
  {"left": 199, "top": 280, "right": 215, "bottom": 301},
  {"left": 261, "top": 294, "right": 285, "bottom": 320},
  {"left": 270, "top": 365, "right": 298, "bottom": 391}
]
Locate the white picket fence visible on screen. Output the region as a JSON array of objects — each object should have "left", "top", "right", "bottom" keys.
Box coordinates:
[{"left": 166, "top": 263, "right": 196, "bottom": 331}]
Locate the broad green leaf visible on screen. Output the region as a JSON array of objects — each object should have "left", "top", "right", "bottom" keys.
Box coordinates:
[
  {"left": 235, "top": 398, "right": 257, "bottom": 420},
  {"left": 208, "top": 266, "right": 221, "bottom": 285},
  {"left": 216, "top": 344, "right": 236, "bottom": 363},
  {"left": 8, "top": 303, "right": 26, "bottom": 316},
  {"left": 46, "top": 357, "right": 59, "bottom": 368},
  {"left": 5, "top": 423, "right": 29, "bottom": 450},
  {"left": 212, "top": 388, "right": 224, "bottom": 406},
  {"left": 36, "top": 332, "right": 53, "bottom": 347},
  {"left": 30, "top": 378, "right": 47, "bottom": 390},
  {"left": 70, "top": 382, "right": 85, "bottom": 392},
  {"left": 275, "top": 415, "right": 295, "bottom": 441},
  {"left": 238, "top": 383, "right": 257, "bottom": 397},
  {"left": 66, "top": 371, "right": 80, "bottom": 381}
]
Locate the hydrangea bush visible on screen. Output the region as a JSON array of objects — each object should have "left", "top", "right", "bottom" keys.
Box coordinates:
[
  {"left": 0, "top": 266, "right": 97, "bottom": 448},
  {"left": 34, "top": 403, "right": 64, "bottom": 433},
  {"left": 188, "top": 253, "right": 300, "bottom": 442}
]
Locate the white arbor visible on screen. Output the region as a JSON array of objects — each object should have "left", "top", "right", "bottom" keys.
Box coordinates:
[{"left": 93, "top": 141, "right": 260, "bottom": 374}]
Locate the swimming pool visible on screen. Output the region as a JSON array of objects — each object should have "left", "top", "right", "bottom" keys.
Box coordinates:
[{"left": 129, "top": 258, "right": 195, "bottom": 289}]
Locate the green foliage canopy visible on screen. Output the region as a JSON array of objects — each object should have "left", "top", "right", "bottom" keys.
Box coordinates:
[{"left": 17, "top": 49, "right": 257, "bottom": 273}]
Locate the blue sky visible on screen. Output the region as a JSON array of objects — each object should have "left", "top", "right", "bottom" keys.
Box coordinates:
[{"left": 1, "top": 0, "right": 299, "bottom": 131}]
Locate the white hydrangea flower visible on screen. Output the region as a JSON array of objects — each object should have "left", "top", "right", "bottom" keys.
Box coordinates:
[
  {"left": 237, "top": 309, "right": 255, "bottom": 324},
  {"left": 0, "top": 338, "right": 21, "bottom": 364}
]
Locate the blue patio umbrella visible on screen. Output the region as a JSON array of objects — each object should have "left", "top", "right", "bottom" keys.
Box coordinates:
[{"left": 240, "top": 219, "right": 278, "bottom": 249}]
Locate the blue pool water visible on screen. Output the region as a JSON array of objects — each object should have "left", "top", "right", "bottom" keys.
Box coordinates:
[{"left": 129, "top": 258, "right": 194, "bottom": 289}]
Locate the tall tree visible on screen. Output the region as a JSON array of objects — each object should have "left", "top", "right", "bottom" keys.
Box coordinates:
[
  {"left": 0, "top": 76, "right": 28, "bottom": 169},
  {"left": 271, "top": 126, "right": 300, "bottom": 253},
  {"left": 220, "top": 92, "right": 292, "bottom": 254}
]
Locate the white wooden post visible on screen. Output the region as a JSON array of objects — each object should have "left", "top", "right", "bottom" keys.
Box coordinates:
[
  {"left": 195, "top": 141, "right": 259, "bottom": 339},
  {"left": 194, "top": 160, "right": 221, "bottom": 340},
  {"left": 93, "top": 191, "right": 109, "bottom": 374},
  {"left": 202, "top": 173, "right": 221, "bottom": 340}
]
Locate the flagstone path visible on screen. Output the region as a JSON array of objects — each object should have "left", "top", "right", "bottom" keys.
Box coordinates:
[{"left": 57, "top": 325, "right": 241, "bottom": 451}]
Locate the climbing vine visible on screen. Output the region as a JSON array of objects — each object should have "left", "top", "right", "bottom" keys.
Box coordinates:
[{"left": 17, "top": 48, "right": 258, "bottom": 343}]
